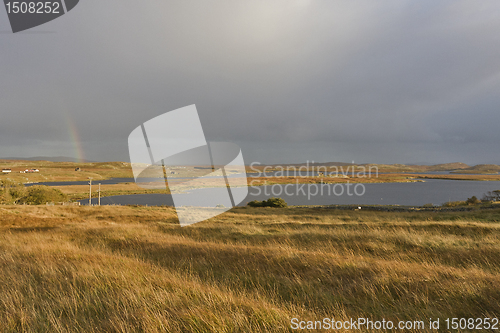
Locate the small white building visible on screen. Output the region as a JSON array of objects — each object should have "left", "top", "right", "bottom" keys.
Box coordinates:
[{"left": 2, "top": 169, "right": 11, "bottom": 173}]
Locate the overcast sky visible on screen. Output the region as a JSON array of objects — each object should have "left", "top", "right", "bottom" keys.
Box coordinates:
[{"left": 1, "top": 0, "right": 500, "bottom": 165}]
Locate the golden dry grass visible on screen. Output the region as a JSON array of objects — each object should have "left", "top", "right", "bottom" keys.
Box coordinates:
[
  {"left": 52, "top": 183, "right": 170, "bottom": 201},
  {"left": 0, "top": 205, "right": 499, "bottom": 332},
  {"left": 0, "top": 161, "right": 133, "bottom": 183}
]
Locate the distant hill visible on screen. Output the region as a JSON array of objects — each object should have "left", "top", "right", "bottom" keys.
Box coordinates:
[
  {"left": 258, "top": 161, "right": 499, "bottom": 173},
  {"left": 265, "top": 161, "right": 472, "bottom": 170},
  {"left": 0, "top": 156, "right": 96, "bottom": 163},
  {"left": 426, "top": 162, "right": 470, "bottom": 171},
  {"left": 270, "top": 161, "right": 355, "bottom": 167},
  {"left": 450, "top": 164, "right": 500, "bottom": 174}
]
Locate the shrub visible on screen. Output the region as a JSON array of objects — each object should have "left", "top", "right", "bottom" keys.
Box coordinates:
[
  {"left": 0, "top": 180, "right": 25, "bottom": 204},
  {"left": 265, "top": 197, "right": 288, "bottom": 208},
  {"left": 247, "top": 200, "right": 263, "bottom": 207},
  {"left": 247, "top": 197, "right": 288, "bottom": 208},
  {"left": 442, "top": 200, "right": 467, "bottom": 207},
  {"left": 9, "top": 186, "right": 27, "bottom": 201},
  {"left": 466, "top": 196, "right": 480, "bottom": 205},
  {"left": 18, "top": 186, "right": 67, "bottom": 205},
  {"left": 482, "top": 190, "right": 500, "bottom": 202}
]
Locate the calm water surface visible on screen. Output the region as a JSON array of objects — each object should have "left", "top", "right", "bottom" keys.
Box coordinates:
[{"left": 78, "top": 179, "right": 500, "bottom": 207}]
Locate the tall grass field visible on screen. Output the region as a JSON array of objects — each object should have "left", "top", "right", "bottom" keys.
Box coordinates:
[{"left": 0, "top": 205, "right": 499, "bottom": 332}]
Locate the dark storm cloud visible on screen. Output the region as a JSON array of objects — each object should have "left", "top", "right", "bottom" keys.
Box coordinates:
[{"left": 1, "top": 0, "right": 499, "bottom": 164}]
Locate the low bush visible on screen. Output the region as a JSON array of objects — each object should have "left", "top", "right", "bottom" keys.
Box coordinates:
[
  {"left": 247, "top": 197, "right": 288, "bottom": 208},
  {"left": 0, "top": 180, "right": 25, "bottom": 204},
  {"left": 17, "top": 185, "right": 67, "bottom": 205},
  {"left": 442, "top": 200, "right": 467, "bottom": 207},
  {"left": 466, "top": 196, "right": 480, "bottom": 205},
  {"left": 482, "top": 190, "right": 500, "bottom": 202}
]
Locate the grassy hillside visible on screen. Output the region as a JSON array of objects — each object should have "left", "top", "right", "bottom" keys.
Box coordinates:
[
  {"left": 0, "top": 160, "right": 133, "bottom": 183},
  {"left": 1, "top": 205, "right": 499, "bottom": 332},
  {"left": 367, "top": 162, "right": 470, "bottom": 173},
  {"left": 451, "top": 164, "right": 500, "bottom": 174}
]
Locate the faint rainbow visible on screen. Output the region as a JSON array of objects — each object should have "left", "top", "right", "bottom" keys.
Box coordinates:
[{"left": 65, "top": 114, "right": 85, "bottom": 163}]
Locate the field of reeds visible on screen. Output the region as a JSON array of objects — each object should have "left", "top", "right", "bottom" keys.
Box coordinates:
[{"left": 1, "top": 205, "right": 500, "bottom": 332}]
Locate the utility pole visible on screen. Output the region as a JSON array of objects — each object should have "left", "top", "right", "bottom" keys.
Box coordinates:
[
  {"left": 98, "top": 183, "right": 101, "bottom": 206},
  {"left": 89, "top": 177, "right": 92, "bottom": 206}
]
